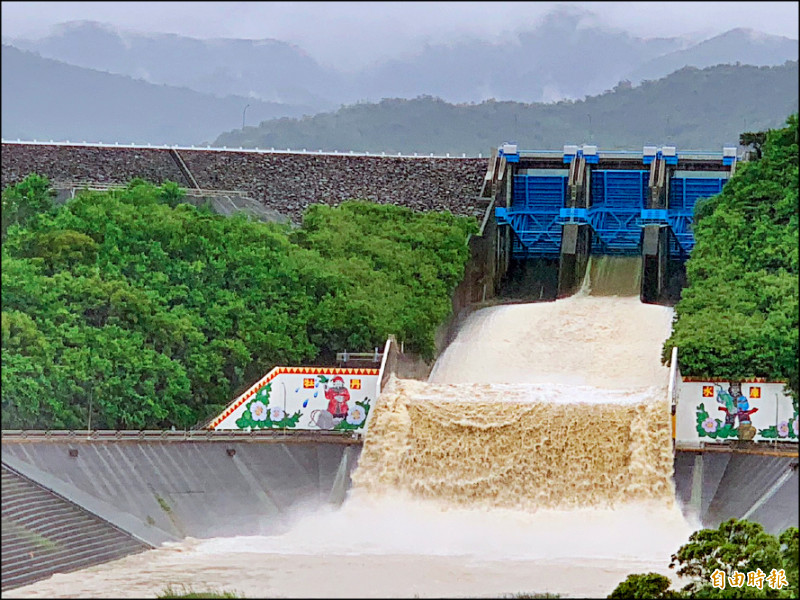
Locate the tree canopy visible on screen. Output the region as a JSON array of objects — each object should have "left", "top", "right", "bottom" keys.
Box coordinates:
[
  {"left": 1, "top": 178, "right": 476, "bottom": 430},
  {"left": 663, "top": 114, "right": 799, "bottom": 399}
]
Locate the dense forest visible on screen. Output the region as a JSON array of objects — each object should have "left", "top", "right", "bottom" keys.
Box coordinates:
[
  {"left": 664, "top": 114, "right": 799, "bottom": 398},
  {"left": 214, "top": 62, "right": 799, "bottom": 154},
  {"left": 1, "top": 179, "right": 476, "bottom": 430}
]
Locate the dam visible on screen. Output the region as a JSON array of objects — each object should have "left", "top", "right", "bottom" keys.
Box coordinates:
[
  {"left": 1, "top": 142, "right": 797, "bottom": 597},
  {"left": 4, "top": 256, "right": 795, "bottom": 598}
]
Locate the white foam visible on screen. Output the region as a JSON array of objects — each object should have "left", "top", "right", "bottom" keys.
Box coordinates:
[{"left": 193, "top": 493, "right": 694, "bottom": 562}]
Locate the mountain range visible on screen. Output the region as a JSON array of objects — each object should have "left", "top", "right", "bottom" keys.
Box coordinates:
[
  {"left": 5, "top": 14, "right": 797, "bottom": 109},
  {"left": 1, "top": 45, "right": 314, "bottom": 145},
  {"left": 1, "top": 13, "right": 797, "bottom": 147},
  {"left": 213, "top": 62, "right": 799, "bottom": 154}
]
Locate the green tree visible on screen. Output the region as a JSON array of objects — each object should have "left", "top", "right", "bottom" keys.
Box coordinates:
[
  {"left": 739, "top": 131, "right": 767, "bottom": 159},
  {"left": 608, "top": 573, "right": 678, "bottom": 599},
  {"left": 779, "top": 528, "right": 798, "bottom": 593},
  {"left": 2, "top": 180, "right": 475, "bottom": 429},
  {"left": 669, "top": 519, "right": 790, "bottom": 598},
  {"left": 1, "top": 173, "right": 55, "bottom": 241},
  {"left": 611, "top": 521, "right": 798, "bottom": 599},
  {"left": 664, "top": 114, "right": 799, "bottom": 399}
]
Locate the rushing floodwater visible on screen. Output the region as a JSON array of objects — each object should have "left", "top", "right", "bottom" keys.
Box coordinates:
[{"left": 6, "top": 258, "right": 698, "bottom": 598}]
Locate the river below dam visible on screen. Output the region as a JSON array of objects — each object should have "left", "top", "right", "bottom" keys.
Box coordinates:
[{"left": 6, "top": 260, "right": 700, "bottom": 598}]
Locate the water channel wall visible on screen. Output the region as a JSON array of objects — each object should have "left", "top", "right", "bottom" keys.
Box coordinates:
[
  {"left": 1, "top": 464, "right": 151, "bottom": 591},
  {"left": 3, "top": 437, "right": 796, "bottom": 551},
  {"left": 1, "top": 436, "right": 362, "bottom": 542},
  {"left": 672, "top": 449, "right": 798, "bottom": 535}
]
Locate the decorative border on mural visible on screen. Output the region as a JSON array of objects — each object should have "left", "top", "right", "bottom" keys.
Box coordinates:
[
  {"left": 209, "top": 367, "right": 380, "bottom": 429},
  {"left": 681, "top": 376, "right": 785, "bottom": 383}
]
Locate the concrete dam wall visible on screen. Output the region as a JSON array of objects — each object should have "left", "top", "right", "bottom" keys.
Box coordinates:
[
  {"left": 1, "top": 437, "right": 362, "bottom": 543},
  {"left": 1, "top": 436, "right": 795, "bottom": 592},
  {"left": 673, "top": 449, "right": 798, "bottom": 535}
]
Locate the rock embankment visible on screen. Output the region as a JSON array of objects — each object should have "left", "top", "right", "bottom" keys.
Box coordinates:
[{"left": 2, "top": 144, "right": 488, "bottom": 222}]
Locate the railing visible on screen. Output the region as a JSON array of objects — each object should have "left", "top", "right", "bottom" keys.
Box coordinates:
[
  {"left": 4, "top": 139, "right": 739, "bottom": 161},
  {"left": 0, "top": 429, "right": 362, "bottom": 442},
  {"left": 336, "top": 349, "right": 383, "bottom": 364},
  {"left": 1, "top": 139, "right": 485, "bottom": 159},
  {"left": 52, "top": 181, "right": 250, "bottom": 198},
  {"left": 674, "top": 440, "right": 799, "bottom": 457},
  {"left": 518, "top": 149, "right": 738, "bottom": 160},
  {"left": 53, "top": 180, "right": 128, "bottom": 190}
]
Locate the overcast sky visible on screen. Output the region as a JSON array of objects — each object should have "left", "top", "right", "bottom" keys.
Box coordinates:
[{"left": 2, "top": 1, "right": 798, "bottom": 70}]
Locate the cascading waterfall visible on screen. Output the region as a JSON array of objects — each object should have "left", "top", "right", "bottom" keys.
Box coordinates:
[
  {"left": 354, "top": 255, "right": 681, "bottom": 513},
  {"left": 352, "top": 378, "right": 675, "bottom": 511}
]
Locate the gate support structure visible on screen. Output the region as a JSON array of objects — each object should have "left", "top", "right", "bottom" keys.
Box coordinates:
[
  {"left": 640, "top": 151, "right": 670, "bottom": 303},
  {"left": 558, "top": 152, "right": 591, "bottom": 297}
]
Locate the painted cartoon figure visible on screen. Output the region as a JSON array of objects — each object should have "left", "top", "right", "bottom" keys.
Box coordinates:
[
  {"left": 716, "top": 384, "right": 738, "bottom": 427},
  {"left": 716, "top": 382, "right": 759, "bottom": 440},
  {"left": 325, "top": 376, "right": 350, "bottom": 420},
  {"left": 736, "top": 394, "right": 758, "bottom": 425},
  {"left": 732, "top": 383, "right": 759, "bottom": 440}
]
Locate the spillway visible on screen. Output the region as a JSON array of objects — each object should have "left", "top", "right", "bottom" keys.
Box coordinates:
[
  {"left": 4, "top": 258, "right": 697, "bottom": 599},
  {"left": 355, "top": 255, "right": 677, "bottom": 509}
]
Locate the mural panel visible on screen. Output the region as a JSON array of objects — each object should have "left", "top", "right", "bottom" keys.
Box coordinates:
[
  {"left": 676, "top": 378, "right": 798, "bottom": 445},
  {"left": 210, "top": 367, "right": 379, "bottom": 433}
]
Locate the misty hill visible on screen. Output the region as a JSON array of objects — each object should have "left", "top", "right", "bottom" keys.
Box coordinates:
[
  {"left": 214, "top": 62, "right": 799, "bottom": 154},
  {"left": 5, "top": 13, "right": 797, "bottom": 111},
  {"left": 628, "top": 27, "right": 799, "bottom": 83},
  {"left": 6, "top": 21, "right": 337, "bottom": 110},
  {"left": 0, "top": 45, "right": 315, "bottom": 145},
  {"left": 346, "top": 11, "right": 683, "bottom": 104}
]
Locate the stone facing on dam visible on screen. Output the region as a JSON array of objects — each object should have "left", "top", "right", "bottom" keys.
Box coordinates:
[{"left": 0, "top": 143, "right": 487, "bottom": 223}]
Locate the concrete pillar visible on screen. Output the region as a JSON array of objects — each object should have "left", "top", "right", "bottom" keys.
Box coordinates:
[
  {"left": 557, "top": 224, "right": 591, "bottom": 297},
  {"left": 557, "top": 157, "right": 590, "bottom": 298},
  {"left": 640, "top": 156, "right": 673, "bottom": 303},
  {"left": 640, "top": 225, "right": 668, "bottom": 303},
  {"left": 496, "top": 168, "right": 513, "bottom": 286}
]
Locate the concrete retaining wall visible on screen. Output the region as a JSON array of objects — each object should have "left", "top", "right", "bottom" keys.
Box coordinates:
[
  {"left": 1, "top": 465, "right": 150, "bottom": 591},
  {"left": 1, "top": 438, "right": 362, "bottom": 541},
  {"left": 673, "top": 449, "right": 798, "bottom": 535}
]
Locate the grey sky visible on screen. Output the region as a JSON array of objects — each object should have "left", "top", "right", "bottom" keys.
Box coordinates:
[{"left": 2, "top": 1, "right": 798, "bottom": 70}]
